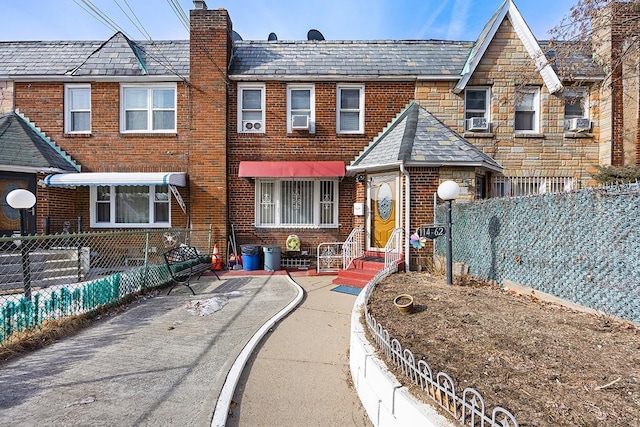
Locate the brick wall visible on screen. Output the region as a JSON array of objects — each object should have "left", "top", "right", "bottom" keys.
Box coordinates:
[
  {"left": 13, "top": 81, "right": 191, "bottom": 231},
  {"left": 227, "top": 81, "right": 415, "bottom": 250}
]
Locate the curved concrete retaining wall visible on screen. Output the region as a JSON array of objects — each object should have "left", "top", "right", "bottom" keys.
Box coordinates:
[{"left": 349, "top": 283, "right": 455, "bottom": 427}]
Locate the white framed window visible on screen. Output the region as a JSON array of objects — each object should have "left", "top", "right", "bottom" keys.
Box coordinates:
[
  {"left": 563, "top": 89, "right": 589, "bottom": 130},
  {"left": 337, "top": 84, "right": 364, "bottom": 134},
  {"left": 287, "top": 84, "right": 315, "bottom": 133},
  {"left": 238, "top": 83, "right": 265, "bottom": 133},
  {"left": 64, "top": 84, "right": 91, "bottom": 133},
  {"left": 464, "top": 87, "right": 490, "bottom": 131},
  {"left": 91, "top": 185, "right": 171, "bottom": 228},
  {"left": 120, "top": 84, "right": 176, "bottom": 133},
  {"left": 255, "top": 179, "right": 339, "bottom": 227},
  {"left": 514, "top": 87, "right": 540, "bottom": 133}
]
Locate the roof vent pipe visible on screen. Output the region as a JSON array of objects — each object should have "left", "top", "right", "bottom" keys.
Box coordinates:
[{"left": 193, "top": 0, "right": 207, "bottom": 10}]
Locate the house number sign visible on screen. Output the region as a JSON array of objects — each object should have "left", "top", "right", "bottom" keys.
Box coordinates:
[{"left": 418, "top": 226, "right": 445, "bottom": 239}]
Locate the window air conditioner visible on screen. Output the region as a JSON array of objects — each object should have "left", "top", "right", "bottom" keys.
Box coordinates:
[
  {"left": 242, "top": 120, "right": 262, "bottom": 131},
  {"left": 467, "top": 117, "right": 489, "bottom": 131},
  {"left": 568, "top": 118, "right": 591, "bottom": 132},
  {"left": 291, "top": 114, "right": 310, "bottom": 130}
]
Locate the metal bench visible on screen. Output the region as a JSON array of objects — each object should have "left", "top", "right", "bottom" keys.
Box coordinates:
[{"left": 163, "top": 246, "right": 219, "bottom": 295}]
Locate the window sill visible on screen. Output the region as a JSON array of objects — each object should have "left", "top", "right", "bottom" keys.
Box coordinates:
[
  {"left": 514, "top": 133, "right": 545, "bottom": 139},
  {"left": 564, "top": 132, "right": 594, "bottom": 139},
  {"left": 254, "top": 225, "right": 339, "bottom": 229},
  {"left": 120, "top": 132, "right": 178, "bottom": 137},
  {"left": 65, "top": 132, "right": 92, "bottom": 138},
  {"left": 463, "top": 132, "right": 494, "bottom": 138}
]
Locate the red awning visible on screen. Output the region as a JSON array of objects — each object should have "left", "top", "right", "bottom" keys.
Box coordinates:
[{"left": 238, "top": 161, "right": 345, "bottom": 178}]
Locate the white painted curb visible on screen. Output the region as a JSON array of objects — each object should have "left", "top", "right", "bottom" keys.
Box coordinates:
[
  {"left": 350, "top": 282, "right": 456, "bottom": 427},
  {"left": 211, "top": 275, "right": 304, "bottom": 427}
]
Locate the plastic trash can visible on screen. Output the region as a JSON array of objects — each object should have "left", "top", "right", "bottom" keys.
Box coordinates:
[
  {"left": 241, "top": 244, "right": 261, "bottom": 271},
  {"left": 263, "top": 246, "right": 281, "bottom": 271}
]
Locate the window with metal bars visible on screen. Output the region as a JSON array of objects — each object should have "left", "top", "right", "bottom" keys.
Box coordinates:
[{"left": 256, "top": 179, "right": 338, "bottom": 227}]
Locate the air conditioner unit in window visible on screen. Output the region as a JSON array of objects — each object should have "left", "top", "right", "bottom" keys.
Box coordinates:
[
  {"left": 242, "top": 120, "right": 262, "bottom": 131},
  {"left": 291, "top": 114, "right": 309, "bottom": 130},
  {"left": 568, "top": 118, "right": 591, "bottom": 132},
  {"left": 467, "top": 117, "right": 489, "bottom": 131}
]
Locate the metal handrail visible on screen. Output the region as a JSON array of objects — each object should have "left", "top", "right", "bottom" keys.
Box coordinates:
[
  {"left": 384, "top": 227, "right": 403, "bottom": 270},
  {"left": 342, "top": 226, "right": 364, "bottom": 270}
]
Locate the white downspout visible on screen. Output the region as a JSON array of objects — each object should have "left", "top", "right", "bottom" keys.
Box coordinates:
[{"left": 400, "top": 163, "right": 410, "bottom": 271}]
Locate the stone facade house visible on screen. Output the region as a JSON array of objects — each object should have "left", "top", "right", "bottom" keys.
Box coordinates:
[{"left": 0, "top": 0, "right": 635, "bottom": 270}]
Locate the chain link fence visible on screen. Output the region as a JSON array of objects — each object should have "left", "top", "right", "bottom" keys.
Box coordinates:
[
  {"left": 0, "top": 227, "right": 213, "bottom": 344},
  {"left": 435, "top": 185, "right": 640, "bottom": 324}
]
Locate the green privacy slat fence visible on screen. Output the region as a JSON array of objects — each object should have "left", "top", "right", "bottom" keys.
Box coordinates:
[
  {"left": 0, "top": 228, "right": 211, "bottom": 345},
  {"left": 435, "top": 186, "right": 640, "bottom": 324}
]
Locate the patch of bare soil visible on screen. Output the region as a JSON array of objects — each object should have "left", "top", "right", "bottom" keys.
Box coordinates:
[{"left": 366, "top": 272, "right": 640, "bottom": 427}]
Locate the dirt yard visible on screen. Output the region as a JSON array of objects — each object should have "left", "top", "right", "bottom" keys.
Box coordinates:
[{"left": 366, "top": 272, "right": 640, "bottom": 427}]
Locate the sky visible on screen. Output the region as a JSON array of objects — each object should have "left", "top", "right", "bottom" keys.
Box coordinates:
[{"left": 0, "top": 0, "right": 578, "bottom": 43}]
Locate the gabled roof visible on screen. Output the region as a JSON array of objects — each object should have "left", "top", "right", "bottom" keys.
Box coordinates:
[
  {"left": 454, "top": 0, "right": 563, "bottom": 94},
  {"left": 347, "top": 101, "right": 502, "bottom": 173},
  {"left": 0, "top": 111, "right": 80, "bottom": 173},
  {"left": 228, "top": 40, "right": 473, "bottom": 80},
  {"left": 69, "top": 32, "right": 148, "bottom": 76}
]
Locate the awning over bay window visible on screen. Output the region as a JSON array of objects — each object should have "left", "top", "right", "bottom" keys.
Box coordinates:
[
  {"left": 238, "top": 161, "right": 345, "bottom": 178},
  {"left": 42, "top": 172, "right": 187, "bottom": 187}
]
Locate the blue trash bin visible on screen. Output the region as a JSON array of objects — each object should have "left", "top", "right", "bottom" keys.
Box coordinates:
[{"left": 241, "top": 245, "right": 261, "bottom": 271}]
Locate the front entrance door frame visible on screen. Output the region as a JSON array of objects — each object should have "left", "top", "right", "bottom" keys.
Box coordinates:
[{"left": 366, "top": 171, "right": 401, "bottom": 252}]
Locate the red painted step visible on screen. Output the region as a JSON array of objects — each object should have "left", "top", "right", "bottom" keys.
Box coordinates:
[{"left": 332, "top": 254, "right": 386, "bottom": 288}]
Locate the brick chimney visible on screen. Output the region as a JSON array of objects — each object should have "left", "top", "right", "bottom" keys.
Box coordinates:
[
  {"left": 594, "top": 2, "right": 640, "bottom": 167},
  {"left": 188, "top": 2, "right": 233, "bottom": 245}
]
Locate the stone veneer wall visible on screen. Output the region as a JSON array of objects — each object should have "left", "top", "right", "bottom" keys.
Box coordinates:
[{"left": 416, "top": 18, "right": 601, "bottom": 190}]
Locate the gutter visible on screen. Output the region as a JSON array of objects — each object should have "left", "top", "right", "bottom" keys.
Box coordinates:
[{"left": 400, "top": 163, "right": 410, "bottom": 272}]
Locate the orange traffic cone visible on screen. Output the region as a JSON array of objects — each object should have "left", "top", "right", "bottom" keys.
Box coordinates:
[{"left": 212, "top": 244, "right": 222, "bottom": 271}]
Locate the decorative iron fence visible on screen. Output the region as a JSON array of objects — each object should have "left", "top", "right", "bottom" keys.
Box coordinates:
[
  {"left": 316, "top": 226, "right": 364, "bottom": 273},
  {"left": 363, "top": 269, "right": 519, "bottom": 426},
  {"left": 0, "top": 227, "right": 213, "bottom": 345}
]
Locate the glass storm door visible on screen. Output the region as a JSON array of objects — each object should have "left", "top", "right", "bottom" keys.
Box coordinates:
[{"left": 368, "top": 173, "right": 398, "bottom": 250}]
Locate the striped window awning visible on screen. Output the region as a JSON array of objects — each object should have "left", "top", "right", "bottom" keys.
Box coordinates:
[{"left": 42, "top": 172, "right": 187, "bottom": 187}]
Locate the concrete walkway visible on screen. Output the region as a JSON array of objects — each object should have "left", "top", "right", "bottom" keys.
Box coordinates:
[
  {"left": 227, "top": 274, "right": 371, "bottom": 426},
  {"left": 0, "top": 271, "right": 371, "bottom": 426}
]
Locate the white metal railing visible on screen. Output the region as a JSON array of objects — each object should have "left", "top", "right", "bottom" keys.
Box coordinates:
[
  {"left": 492, "top": 176, "right": 578, "bottom": 197},
  {"left": 316, "top": 241, "right": 343, "bottom": 273},
  {"left": 316, "top": 227, "right": 364, "bottom": 273},
  {"left": 342, "top": 226, "right": 364, "bottom": 270},
  {"left": 384, "top": 227, "right": 403, "bottom": 270}
]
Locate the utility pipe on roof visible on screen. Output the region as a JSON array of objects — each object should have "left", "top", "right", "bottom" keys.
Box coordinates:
[{"left": 400, "top": 163, "right": 410, "bottom": 272}]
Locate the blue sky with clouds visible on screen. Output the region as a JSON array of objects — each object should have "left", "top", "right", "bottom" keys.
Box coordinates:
[{"left": 0, "top": 0, "right": 576, "bottom": 42}]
